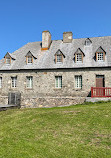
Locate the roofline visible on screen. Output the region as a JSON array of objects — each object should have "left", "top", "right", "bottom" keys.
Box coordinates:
[{"left": 0, "top": 66, "right": 111, "bottom": 72}]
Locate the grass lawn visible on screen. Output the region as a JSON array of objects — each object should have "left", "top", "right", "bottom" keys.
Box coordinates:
[{"left": 0, "top": 102, "right": 111, "bottom": 158}]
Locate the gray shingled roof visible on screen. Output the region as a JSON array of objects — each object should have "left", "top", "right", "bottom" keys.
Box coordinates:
[{"left": 0, "top": 36, "right": 111, "bottom": 70}]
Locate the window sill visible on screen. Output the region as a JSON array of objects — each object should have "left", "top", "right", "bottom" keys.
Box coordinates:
[
  {"left": 25, "top": 88, "right": 33, "bottom": 90},
  {"left": 27, "top": 63, "right": 33, "bottom": 65},
  {"left": 75, "top": 62, "right": 83, "bottom": 63},
  {"left": 96, "top": 60, "right": 104, "bottom": 62},
  {"left": 54, "top": 88, "right": 62, "bottom": 90},
  {"left": 56, "top": 63, "right": 63, "bottom": 64},
  {"left": 75, "top": 88, "right": 82, "bottom": 91},
  {"left": 11, "top": 87, "right": 17, "bottom": 89}
]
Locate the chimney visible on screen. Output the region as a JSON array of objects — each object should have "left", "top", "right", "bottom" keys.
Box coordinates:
[
  {"left": 63, "top": 32, "right": 73, "bottom": 43},
  {"left": 41, "top": 30, "right": 51, "bottom": 50}
]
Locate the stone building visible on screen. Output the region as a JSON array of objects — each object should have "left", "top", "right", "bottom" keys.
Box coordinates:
[{"left": 0, "top": 31, "right": 111, "bottom": 107}]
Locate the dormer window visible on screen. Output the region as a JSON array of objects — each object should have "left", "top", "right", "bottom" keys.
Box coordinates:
[
  {"left": 74, "top": 48, "right": 85, "bottom": 63},
  {"left": 55, "top": 49, "right": 65, "bottom": 64},
  {"left": 4, "top": 52, "right": 16, "bottom": 65},
  {"left": 57, "top": 55, "right": 62, "bottom": 63},
  {"left": 27, "top": 56, "right": 33, "bottom": 64},
  {"left": 85, "top": 38, "right": 92, "bottom": 46},
  {"left": 97, "top": 52, "right": 103, "bottom": 61},
  {"left": 25, "top": 51, "right": 37, "bottom": 65},
  {"left": 6, "top": 57, "right": 11, "bottom": 65},
  {"left": 96, "top": 47, "right": 106, "bottom": 62},
  {"left": 76, "top": 54, "right": 82, "bottom": 63}
]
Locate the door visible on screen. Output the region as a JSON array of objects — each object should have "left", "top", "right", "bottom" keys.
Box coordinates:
[
  {"left": 8, "top": 92, "right": 21, "bottom": 106},
  {"left": 96, "top": 75, "right": 105, "bottom": 96},
  {"left": 96, "top": 75, "right": 105, "bottom": 87}
]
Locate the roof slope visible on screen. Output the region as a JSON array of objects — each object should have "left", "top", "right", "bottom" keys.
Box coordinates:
[{"left": 0, "top": 36, "right": 111, "bottom": 70}]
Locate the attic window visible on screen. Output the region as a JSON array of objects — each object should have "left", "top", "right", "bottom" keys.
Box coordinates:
[
  {"left": 55, "top": 49, "right": 65, "bottom": 64},
  {"left": 6, "top": 57, "right": 11, "bottom": 65},
  {"left": 96, "top": 47, "right": 105, "bottom": 62},
  {"left": 85, "top": 38, "right": 92, "bottom": 46},
  {"left": 25, "top": 51, "right": 36, "bottom": 65},
  {"left": 57, "top": 55, "right": 62, "bottom": 63},
  {"left": 76, "top": 54, "right": 82, "bottom": 63},
  {"left": 74, "top": 48, "right": 85, "bottom": 63},
  {"left": 27, "top": 56, "right": 33, "bottom": 64}
]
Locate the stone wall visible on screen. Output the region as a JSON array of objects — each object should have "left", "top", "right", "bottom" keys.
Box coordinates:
[
  {"left": 21, "top": 97, "right": 86, "bottom": 108},
  {"left": 0, "top": 67, "right": 111, "bottom": 107}
]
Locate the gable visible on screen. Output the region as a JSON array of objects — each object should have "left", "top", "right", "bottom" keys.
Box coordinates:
[
  {"left": 25, "top": 51, "right": 37, "bottom": 59},
  {"left": 55, "top": 49, "right": 65, "bottom": 58},
  {"left": 96, "top": 46, "right": 106, "bottom": 53},
  {"left": 74, "top": 48, "right": 85, "bottom": 56}
]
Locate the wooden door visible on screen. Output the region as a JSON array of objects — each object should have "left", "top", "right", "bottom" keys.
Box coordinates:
[
  {"left": 96, "top": 75, "right": 105, "bottom": 87},
  {"left": 96, "top": 75, "right": 105, "bottom": 96}
]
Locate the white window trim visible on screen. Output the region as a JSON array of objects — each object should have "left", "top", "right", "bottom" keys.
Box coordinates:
[
  {"left": 11, "top": 77, "right": 17, "bottom": 88},
  {"left": 76, "top": 54, "right": 82, "bottom": 63},
  {"left": 0, "top": 77, "right": 2, "bottom": 88},
  {"left": 97, "top": 52, "right": 104, "bottom": 62},
  {"left": 56, "top": 55, "right": 62, "bottom": 64},
  {"left": 6, "top": 57, "right": 11, "bottom": 65},
  {"left": 55, "top": 76, "right": 62, "bottom": 88},
  {"left": 75, "top": 75, "right": 82, "bottom": 89},
  {"left": 27, "top": 56, "right": 33, "bottom": 64},
  {"left": 26, "top": 76, "right": 33, "bottom": 88}
]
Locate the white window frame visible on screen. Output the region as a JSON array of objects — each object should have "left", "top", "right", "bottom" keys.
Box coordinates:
[
  {"left": 0, "top": 77, "right": 2, "bottom": 88},
  {"left": 6, "top": 57, "right": 11, "bottom": 65},
  {"left": 55, "top": 76, "right": 62, "bottom": 88},
  {"left": 57, "top": 55, "right": 62, "bottom": 63},
  {"left": 75, "top": 75, "right": 82, "bottom": 89},
  {"left": 76, "top": 54, "right": 82, "bottom": 63},
  {"left": 11, "top": 77, "right": 17, "bottom": 88},
  {"left": 97, "top": 52, "right": 104, "bottom": 62},
  {"left": 27, "top": 56, "right": 33, "bottom": 64},
  {"left": 26, "top": 76, "right": 33, "bottom": 88}
]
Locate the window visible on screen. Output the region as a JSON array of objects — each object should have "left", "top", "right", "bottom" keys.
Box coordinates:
[
  {"left": 0, "top": 77, "right": 2, "bottom": 88},
  {"left": 57, "top": 55, "right": 62, "bottom": 63},
  {"left": 11, "top": 77, "right": 17, "bottom": 88},
  {"left": 85, "top": 38, "right": 92, "bottom": 46},
  {"left": 76, "top": 54, "right": 82, "bottom": 63},
  {"left": 27, "top": 56, "right": 33, "bottom": 64},
  {"left": 55, "top": 49, "right": 65, "bottom": 64},
  {"left": 26, "top": 76, "right": 33, "bottom": 88},
  {"left": 97, "top": 52, "right": 104, "bottom": 61},
  {"left": 75, "top": 76, "right": 82, "bottom": 89},
  {"left": 6, "top": 57, "right": 11, "bottom": 65},
  {"left": 55, "top": 76, "right": 62, "bottom": 88}
]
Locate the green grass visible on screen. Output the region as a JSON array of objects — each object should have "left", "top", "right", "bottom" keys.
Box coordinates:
[{"left": 0, "top": 102, "right": 111, "bottom": 158}]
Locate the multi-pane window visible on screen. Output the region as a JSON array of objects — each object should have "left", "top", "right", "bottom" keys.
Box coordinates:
[
  {"left": 27, "top": 56, "right": 33, "bottom": 64},
  {"left": 55, "top": 76, "right": 62, "bottom": 88},
  {"left": 75, "top": 75, "right": 82, "bottom": 89},
  {"left": 6, "top": 57, "right": 11, "bottom": 65},
  {"left": 26, "top": 76, "right": 33, "bottom": 88},
  {"left": 0, "top": 77, "right": 2, "bottom": 88},
  {"left": 97, "top": 53, "right": 104, "bottom": 61},
  {"left": 57, "top": 55, "right": 62, "bottom": 63},
  {"left": 11, "top": 77, "right": 17, "bottom": 88},
  {"left": 76, "top": 54, "right": 82, "bottom": 62}
]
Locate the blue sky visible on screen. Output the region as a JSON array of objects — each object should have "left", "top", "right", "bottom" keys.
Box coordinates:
[{"left": 0, "top": 0, "right": 111, "bottom": 59}]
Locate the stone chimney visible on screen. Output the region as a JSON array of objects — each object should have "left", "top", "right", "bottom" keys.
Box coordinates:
[
  {"left": 41, "top": 31, "right": 51, "bottom": 50},
  {"left": 63, "top": 32, "right": 73, "bottom": 43}
]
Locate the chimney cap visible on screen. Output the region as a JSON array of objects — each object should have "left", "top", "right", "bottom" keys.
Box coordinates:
[
  {"left": 42, "top": 30, "right": 51, "bottom": 33},
  {"left": 63, "top": 32, "right": 73, "bottom": 34}
]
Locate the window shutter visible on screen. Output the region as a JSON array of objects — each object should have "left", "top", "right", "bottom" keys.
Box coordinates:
[
  {"left": 96, "top": 53, "right": 97, "bottom": 61},
  {"left": 103, "top": 52, "right": 105, "bottom": 61},
  {"left": 75, "top": 54, "right": 76, "bottom": 63}
]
